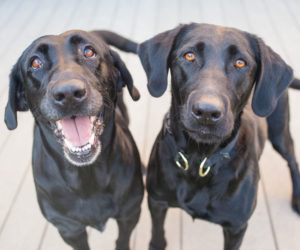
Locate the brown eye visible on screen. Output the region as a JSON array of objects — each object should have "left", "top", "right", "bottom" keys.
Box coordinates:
[
  {"left": 84, "top": 47, "right": 95, "bottom": 57},
  {"left": 31, "top": 58, "right": 42, "bottom": 69},
  {"left": 235, "top": 59, "right": 246, "bottom": 68},
  {"left": 184, "top": 52, "right": 195, "bottom": 61}
]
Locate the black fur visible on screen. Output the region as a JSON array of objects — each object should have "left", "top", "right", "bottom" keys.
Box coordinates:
[
  {"left": 5, "top": 30, "right": 144, "bottom": 250},
  {"left": 138, "top": 23, "right": 300, "bottom": 250},
  {"left": 290, "top": 78, "right": 300, "bottom": 89}
]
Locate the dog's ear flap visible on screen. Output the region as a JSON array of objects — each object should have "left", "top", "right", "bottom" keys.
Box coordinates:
[
  {"left": 110, "top": 50, "right": 140, "bottom": 101},
  {"left": 137, "top": 24, "right": 186, "bottom": 97},
  {"left": 251, "top": 36, "right": 293, "bottom": 117},
  {"left": 5, "top": 61, "right": 28, "bottom": 130}
]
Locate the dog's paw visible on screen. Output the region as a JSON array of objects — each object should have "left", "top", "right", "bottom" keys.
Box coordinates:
[
  {"left": 149, "top": 242, "right": 166, "bottom": 250},
  {"left": 116, "top": 247, "right": 129, "bottom": 250},
  {"left": 149, "top": 246, "right": 164, "bottom": 250},
  {"left": 292, "top": 194, "right": 300, "bottom": 215}
]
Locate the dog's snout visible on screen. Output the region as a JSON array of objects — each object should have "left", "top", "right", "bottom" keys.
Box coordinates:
[
  {"left": 52, "top": 81, "right": 87, "bottom": 106},
  {"left": 191, "top": 96, "right": 224, "bottom": 123}
]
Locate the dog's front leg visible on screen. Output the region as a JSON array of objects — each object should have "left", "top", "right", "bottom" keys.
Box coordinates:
[
  {"left": 115, "top": 211, "right": 141, "bottom": 250},
  {"left": 266, "top": 93, "right": 300, "bottom": 214},
  {"left": 58, "top": 228, "right": 89, "bottom": 250},
  {"left": 222, "top": 224, "right": 247, "bottom": 250},
  {"left": 148, "top": 197, "right": 168, "bottom": 250}
]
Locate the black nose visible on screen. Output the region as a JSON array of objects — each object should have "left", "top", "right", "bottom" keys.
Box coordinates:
[
  {"left": 52, "top": 81, "right": 87, "bottom": 106},
  {"left": 192, "top": 100, "right": 224, "bottom": 123}
]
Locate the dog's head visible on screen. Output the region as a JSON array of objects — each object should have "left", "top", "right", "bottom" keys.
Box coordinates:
[
  {"left": 138, "top": 23, "right": 293, "bottom": 144},
  {"left": 5, "top": 30, "right": 139, "bottom": 166}
]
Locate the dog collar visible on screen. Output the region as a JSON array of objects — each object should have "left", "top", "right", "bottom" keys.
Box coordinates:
[
  {"left": 175, "top": 135, "right": 237, "bottom": 177},
  {"left": 175, "top": 153, "right": 212, "bottom": 177},
  {"left": 165, "top": 113, "right": 239, "bottom": 177}
]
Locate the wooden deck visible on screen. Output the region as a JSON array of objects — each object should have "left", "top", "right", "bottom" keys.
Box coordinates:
[{"left": 0, "top": 0, "right": 300, "bottom": 249}]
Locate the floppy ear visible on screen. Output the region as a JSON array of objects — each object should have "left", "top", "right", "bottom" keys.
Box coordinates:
[
  {"left": 5, "top": 61, "right": 28, "bottom": 130},
  {"left": 137, "top": 24, "right": 186, "bottom": 97},
  {"left": 251, "top": 36, "right": 293, "bottom": 117},
  {"left": 110, "top": 50, "right": 140, "bottom": 101}
]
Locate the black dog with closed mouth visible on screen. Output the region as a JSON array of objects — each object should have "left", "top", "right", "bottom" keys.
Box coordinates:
[
  {"left": 138, "top": 23, "right": 300, "bottom": 250},
  {"left": 5, "top": 30, "right": 144, "bottom": 250}
]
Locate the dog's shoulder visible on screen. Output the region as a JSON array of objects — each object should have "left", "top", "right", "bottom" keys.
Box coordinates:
[{"left": 240, "top": 104, "right": 268, "bottom": 158}]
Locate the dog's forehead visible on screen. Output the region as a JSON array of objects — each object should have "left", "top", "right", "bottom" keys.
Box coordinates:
[
  {"left": 29, "top": 31, "right": 108, "bottom": 54},
  {"left": 178, "top": 24, "right": 251, "bottom": 52}
]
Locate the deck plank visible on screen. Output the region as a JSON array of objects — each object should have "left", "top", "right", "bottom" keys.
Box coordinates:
[
  {"left": 0, "top": 0, "right": 41, "bottom": 54},
  {"left": 0, "top": 0, "right": 26, "bottom": 34},
  {"left": 121, "top": 1, "right": 163, "bottom": 249},
  {"left": 0, "top": 165, "right": 47, "bottom": 250},
  {"left": 0, "top": 114, "right": 33, "bottom": 230},
  {"left": 133, "top": 0, "right": 183, "bottom": 249}
]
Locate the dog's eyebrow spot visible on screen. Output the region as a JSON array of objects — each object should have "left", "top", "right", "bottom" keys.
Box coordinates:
[
  {"left": 196, "top": 42, "right": 205, "bottom": 52},
  {"left": 37, "top": 44, "right": 49, "bottom": 54},
  {"left": 228, "top": 45, "right": 239, "bottom": 55},
  {"left": 69, "top": 35, "right": 86, "bottom": 45}
]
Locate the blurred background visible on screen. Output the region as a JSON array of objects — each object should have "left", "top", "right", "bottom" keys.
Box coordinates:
[{"left": 0, "top": 0, "right": 299, "bottom": 249}]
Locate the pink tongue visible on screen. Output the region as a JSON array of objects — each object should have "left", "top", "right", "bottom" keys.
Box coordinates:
[{"left": 60, "top": 116, "right": 92, "bottom": 147}]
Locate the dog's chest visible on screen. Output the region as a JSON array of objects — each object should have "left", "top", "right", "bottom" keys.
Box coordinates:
[
  {"left": 43, "top": 186, "right": 119, "bottom": 229},
  {"left": 69, "top": 192, "right": 117, "bottom": 229},
  {"left": 174, "top": 165, "right": 257, "bottom": 226},
  {"left": 175, "top": 176, "right": 223, "bottom": 220},
  {"left": 35, "top": 164, "right": 121, "bottom": 228}
]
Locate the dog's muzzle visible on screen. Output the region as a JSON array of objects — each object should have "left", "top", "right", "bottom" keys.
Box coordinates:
[{"left": 54, "top": 114, "right": 104, "bottom": 166}]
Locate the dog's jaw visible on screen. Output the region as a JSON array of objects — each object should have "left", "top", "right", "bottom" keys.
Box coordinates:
[
  {"left": 54, "top": 114, "right": 105, "bottom": 167},
  {"left": 63, "top": 141, "right": 102, "bottom": 167}
]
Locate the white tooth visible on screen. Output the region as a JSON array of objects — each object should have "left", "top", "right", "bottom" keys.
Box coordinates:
[
  {"left": 56, "top": 121, "right": 62, "bottom": 130},
  {"left": 76, "top": 148, "right": 80, "bottom": 152},
  {"left": 89, "top": 133, "right": 95, "bottom": 144},
  {"left": 71, "top": 146, "right": 76, "bottom": 152},
  {"left": 65, "top": 139, "right": 73, "bottom": 149},
  {"left": 87, "top": 144, "right": 91, "bottom": 149},
  {"left": 90, "top": 116, "right": 96, "bottom": 123}
]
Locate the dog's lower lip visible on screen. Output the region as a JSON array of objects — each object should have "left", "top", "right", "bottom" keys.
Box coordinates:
[
  {"left": 181, "top": 124, "right": 215, "bottom": 136},
  {"left": 181, "top": 123, "right": 223, "bottom": 143}
]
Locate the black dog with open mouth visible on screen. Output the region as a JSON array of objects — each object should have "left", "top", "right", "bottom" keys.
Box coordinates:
[
  {"left": 138, "top": 23, "right": 300, "bottom": 250},
  {"left": 5, "top": 30, "right": 144, "bottom": 250}
]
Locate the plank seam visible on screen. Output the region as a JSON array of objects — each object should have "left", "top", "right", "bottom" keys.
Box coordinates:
[
  {"left": 260, "top": 176, "right": 280, "bottom": 250},
  {"left": 0, "top": 162, "right": 31, "bottom": 236}
]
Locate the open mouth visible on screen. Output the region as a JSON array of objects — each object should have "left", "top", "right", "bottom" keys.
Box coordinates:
[{"left": 54, "top": 114, "right": 104, "bottom": 166}]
